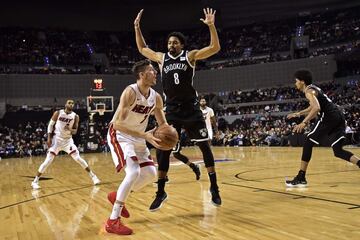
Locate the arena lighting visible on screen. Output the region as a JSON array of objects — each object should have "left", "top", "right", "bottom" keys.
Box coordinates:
[
  {"left": 44, "top": 56, "right": 50, "bottom": 66},
  {"left": 86, "top": 43, "right": 94, "bottom": 54}
]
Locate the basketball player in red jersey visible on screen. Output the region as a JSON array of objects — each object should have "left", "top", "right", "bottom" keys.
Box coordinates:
[
  {"left": 105, "top": 59, "right": 168, "bottom": 235},
  {"left": 31, "top": 100, "right": 100, "bottom": 189}
]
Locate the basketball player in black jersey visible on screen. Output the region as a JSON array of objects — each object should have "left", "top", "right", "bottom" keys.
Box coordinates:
[
  {"left": 134, "top": 8, "right": 222, "bottom": 210},
  {"left": 286, "top": 70, "right": 360, "bottom": 187}
]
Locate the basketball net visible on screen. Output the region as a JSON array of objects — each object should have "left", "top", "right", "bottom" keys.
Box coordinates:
[{"left": 98, "top": 109, "right": 105, "bottom": 116}]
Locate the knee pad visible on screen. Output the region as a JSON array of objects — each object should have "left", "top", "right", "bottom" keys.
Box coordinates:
[
  {"left": 173, "top": 152, "right": 181, "bottom": 159},
  {"left": 301, "top": 137, "right": 315, "bottom": 162},
  {"left": 157, "top": 149, "right": 171, "bottom": 172},
  {"left": 332, "top": 141, "right": 353, "bottom": 161},
  {"left": 38, "top": 153, "right": 55, "bottom": 173},
  {"left": 71, "top": 152, "right": 89, "bottom": 169},
  {"left": 197, "top": 141, "right": 215, "bottom": 168}
]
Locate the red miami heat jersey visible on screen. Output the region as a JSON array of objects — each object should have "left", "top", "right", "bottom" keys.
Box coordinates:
[
  {"left": 114, "top": 83, "right": 156, "bottom": 144},
  {"left": 54, "top": 109, "right": 76, "bottom": 139}
]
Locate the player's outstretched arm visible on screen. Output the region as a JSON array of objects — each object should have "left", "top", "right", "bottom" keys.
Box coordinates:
[
  {"left": 188, "top": 8, "right": 221, "bottom": 62},
  {"left": 134, "top": 9, "right": 164, "bottom": 63}
]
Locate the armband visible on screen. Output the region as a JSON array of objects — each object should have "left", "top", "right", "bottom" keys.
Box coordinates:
[{"left": 47, "top": 120, "right": 56, "bottom": 134}]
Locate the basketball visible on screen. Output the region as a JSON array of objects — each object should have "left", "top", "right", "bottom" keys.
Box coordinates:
[{"left": 153, "top": 125, "right": 179, "bottom": 150}]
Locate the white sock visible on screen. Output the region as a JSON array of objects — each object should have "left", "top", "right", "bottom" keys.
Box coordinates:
[
  {"left": 110, "top": 202, "right": 123, "bottom": 220},
  {"left": 34, "top": 176, "right": 40, "bottom": 183},
  {"left": 88, "top": 171, "right": 95, "bottom": 178}
]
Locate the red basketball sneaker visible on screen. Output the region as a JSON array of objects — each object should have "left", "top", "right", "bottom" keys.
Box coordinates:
[
  {"left": 107, "top": 191, "right": 130, "bottom": 218},
  {"left": 105, "top": 218, "right": 133, "bottom": 235}
]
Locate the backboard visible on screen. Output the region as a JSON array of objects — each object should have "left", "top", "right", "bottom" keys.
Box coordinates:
[{"left": 86, "top": 96, "right": 114, "bottom": 113}]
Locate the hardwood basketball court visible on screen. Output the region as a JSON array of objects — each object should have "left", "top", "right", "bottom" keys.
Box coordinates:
[{"left": 0, "top": 146, "right": 359, "bottom": 239}]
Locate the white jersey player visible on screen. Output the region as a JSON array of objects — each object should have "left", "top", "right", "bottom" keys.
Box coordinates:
[
  {"left": 105, "top": 60, "right": 167, "bottom": 235},
  {"left": 200, "top": 98, "right": 217, "bottom": 140},
  {"left": 31, "top": 100, "right": 100, "bottom": 190}
]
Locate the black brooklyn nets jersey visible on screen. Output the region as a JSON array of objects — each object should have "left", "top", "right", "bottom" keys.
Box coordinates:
[
  {"left": 307, "top": 84, "right": 339, "bottom": 116},
  {"left": 160, "top": 50, "right": 197, "bottom": 105}
]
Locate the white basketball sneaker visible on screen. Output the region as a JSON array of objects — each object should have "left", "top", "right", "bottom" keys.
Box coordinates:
[
  {"left": 31, "top": 181, "right": 41, "bottom": 190},
  {"left": 92, "top": 175, "right": 101, "bottom": 185}
]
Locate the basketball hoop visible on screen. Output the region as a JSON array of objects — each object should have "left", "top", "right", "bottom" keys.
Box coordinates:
[{"left": 98, "top": 108, "right": 105, "bottom": 116}]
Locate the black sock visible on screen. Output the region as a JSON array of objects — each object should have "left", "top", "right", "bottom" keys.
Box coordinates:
[
  {"left": 189, "top": 162, "right": 195, "bottom": 169},
  {"left": 298, "top": 170, "right": 306, "bottom": 179},
  {"left": 157, "top": 178, "right": 166, "bottom": 194},
  {"left": 208, "top": 172, "right": 218, "bottom": 190},
  {"left": 357, "top": 160, "right": 360, "bottom": 168}
]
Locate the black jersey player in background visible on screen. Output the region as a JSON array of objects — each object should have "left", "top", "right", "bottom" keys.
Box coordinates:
[
  {"left": 286, "top": 69, "right": 360, "bottom": 187},
  {"left": 134, "top": 8, "right": 222, "bottom": 210}
]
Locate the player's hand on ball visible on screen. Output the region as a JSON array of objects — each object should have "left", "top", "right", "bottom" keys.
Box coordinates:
[{"left": 145, "top": 128, "right": 162, "bottom": 149}]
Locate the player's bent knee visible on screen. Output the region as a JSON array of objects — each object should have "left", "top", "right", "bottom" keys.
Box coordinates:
[
  {"left": 145, "top": 165, "right": 157, "bottom": 181},
  {"left": 126, "top": 167, "right": 141, "bottom": 182},
  {"left": 38, "top": 153, "right": 55, "bottom": 173},
  {"left": 301, "top": 137, "right": 315, "bottom": 162},
  {"left": 71, "top": 152, "right": 89, "bottom": 169},
  {"left": 332, "top": 143, "right": 353, "bottom": 161},
  {"left": 125, "top": 160, "right": 141, "bottom": 181}
]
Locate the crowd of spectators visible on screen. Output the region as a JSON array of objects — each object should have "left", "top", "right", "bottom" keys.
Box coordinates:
[
  {"left": 0, "top": 119, "right": 110, "bottom": 159},
  {"left": 206, "top": 81, "right": 360, "bottom": 117},
  {"left": 0, "top": 6, "right": 359, "bottom": 73},
  {"left": 1, "top": 80, "right": 359, "bottom": 159},
  {"left": 212, "top": 116, "right": 294, "bottom": 147},
  {"left": 0, "top": 122, "right": 48, "bottom": 159},
  {"left": 205, "top": 79, "right": 360, "bottom": 146}
]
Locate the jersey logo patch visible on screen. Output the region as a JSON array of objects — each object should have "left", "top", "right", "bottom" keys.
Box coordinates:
[
  {"left": 199, "top": 128, "right": 208, "bottom": 137},
  {"left": 180, "top": 57, "right": 186, "bottom": 61},
  {"left": 132, "top": 104, "right": 154, "bottom": 114}
]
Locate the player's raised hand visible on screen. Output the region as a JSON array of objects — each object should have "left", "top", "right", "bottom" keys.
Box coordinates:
[
  {"left": 134, "top": 9, "right": 144, "bottom": 28},
  {"left": 200, "top": 8, "right": 216, "bottom": 26}
]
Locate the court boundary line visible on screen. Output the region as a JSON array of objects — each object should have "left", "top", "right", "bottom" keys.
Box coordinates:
[
  {"left": 235, "top": 168, "right": 359, "bottom": 181},
  {"left": 0, "top": 181, "right": 118, "bottom": 210},
  {"left": 223, "top": 182, "right": 360, "bottom": 209}
]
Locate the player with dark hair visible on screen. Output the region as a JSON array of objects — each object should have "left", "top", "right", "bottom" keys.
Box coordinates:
[
  {"left": 134, "top": 8, "right": 222, "bottom": 210},
  {"left": 31, "top": 100, "right": 100, "bottom": 190},
  {"left": 286, "top": 69, "right": 360, "bottom": 187},
  {"left": 105, "top": 59, "right": 168, "bottom": 235}
]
